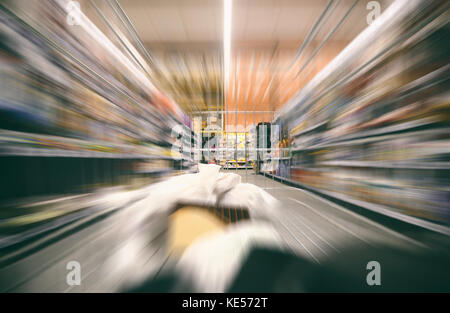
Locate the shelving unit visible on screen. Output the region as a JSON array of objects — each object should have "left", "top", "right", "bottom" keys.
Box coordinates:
[
  {"left": 0, "top": 1, "right": 196, "bottom": 200},
  {"left": 271, "top": 0, "right": 450, "bottom": 232}
]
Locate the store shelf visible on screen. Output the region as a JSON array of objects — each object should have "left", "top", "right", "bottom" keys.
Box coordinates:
[
  {"left": 292, "top": 128, "right": 450, "bottom": 152},
  {"left": 0, "top": 2, "right": 192, "bottom": 161},
  {"left": 275, "top": 0, "right": 450, "bottom": 233},
  {"left": 133, "top": 168, "right": 173, "bottom": 174},
  {"left": 319, "top": 160, "right": 450, "bottom": 170},
  {"left": 260, "top": 172, "right": 450, "bottom": 236},
  {"left": 0, "top": 130, "right": 173, "bottom": 159},
  {"left": 0, "top": 147, "right": 172, "bottom": 159},
  {"left": 291, "top": 121, "right": 328, "bottom": 138},
  {"left": 324, "top": 117, "right": 439, "bottom": 142},
  {"left": 309, "top": 187, "right": 450, "bottom": 236}
]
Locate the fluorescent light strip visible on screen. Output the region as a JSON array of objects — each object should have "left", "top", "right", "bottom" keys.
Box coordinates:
[{"left": 224, "top": 0, "right": 232, "bottom": 92}]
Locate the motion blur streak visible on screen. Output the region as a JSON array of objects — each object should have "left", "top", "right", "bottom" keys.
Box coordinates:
[{"left": 0, "top": 0, "right": 449, "bottom": 292}]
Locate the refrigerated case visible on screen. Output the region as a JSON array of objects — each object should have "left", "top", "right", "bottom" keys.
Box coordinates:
[{"left": 223, "top": 132, "right": 254, "bottom": 169}]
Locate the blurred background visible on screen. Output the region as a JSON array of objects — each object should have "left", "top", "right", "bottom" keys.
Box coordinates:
[{"left": 0, "top": 0, "right": 449, "bottom": 292}]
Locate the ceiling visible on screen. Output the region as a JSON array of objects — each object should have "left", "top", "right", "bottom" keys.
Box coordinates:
[
  {"left": 85, "top": 0, "right": 395, "bottom": 126},
  {"left": 96, "top": 0, "right": 391, "bottom": 47}
]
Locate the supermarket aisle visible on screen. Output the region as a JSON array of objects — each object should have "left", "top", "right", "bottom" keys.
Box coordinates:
[
  {"left": 234, "top": 170, "right": 428, "bottom": 263},
  {"left": 0, "top": 0, "right": 449, "bottom": 294}
]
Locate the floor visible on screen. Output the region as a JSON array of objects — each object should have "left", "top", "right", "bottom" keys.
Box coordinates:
[
  {"left": 0, "top": 171, "right": 439, "bottom": 292},
  {"left": 235, "top": 171, "right": 426, "bottom": 263}
]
